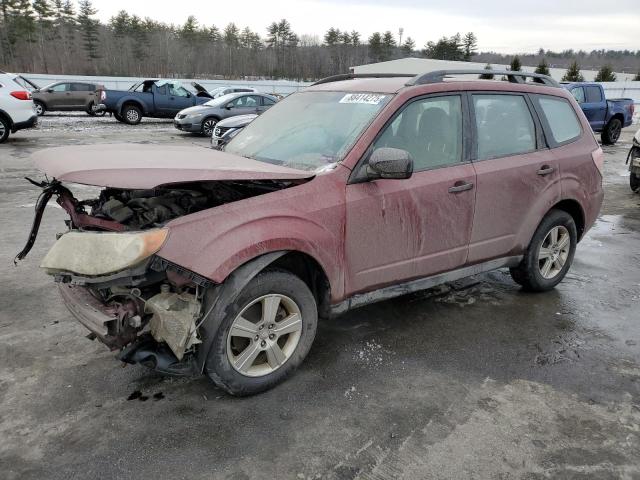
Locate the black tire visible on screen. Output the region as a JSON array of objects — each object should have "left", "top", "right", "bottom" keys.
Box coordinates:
[
  {"left": 114, "top": 112, "right": 124, "bottom": 122},
  {"left": 631, "top": 173, "right": 640, "bottom": 193},
  {"left": 510, "top": 209, "right": 577, "bottom": 292},
  {"left": 121, "top": 104, "right": 142, "bottom": 125},
  {"left": 205, "top": 269, "right": 318, "bottom": 396},
  {"left": 33, "top": 101, "right": 46, "bottom": 116},
  {"left": 201, "top": 117, "right": 217, "bottom": 136},
  {"left": 0, "top": 116, "right": 10, "bottom": 143},
  {"left": 601, "top": 118, "right": 622, "bottom": 145}
]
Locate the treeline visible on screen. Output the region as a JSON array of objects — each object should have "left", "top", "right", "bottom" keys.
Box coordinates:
[{"left": 1, "top": 1, "right": 639, "bottom": 80}]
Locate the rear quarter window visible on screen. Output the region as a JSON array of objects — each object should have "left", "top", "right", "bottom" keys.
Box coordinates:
[{"left": 533, "top": 95, "right": 582, "bottom": 146}]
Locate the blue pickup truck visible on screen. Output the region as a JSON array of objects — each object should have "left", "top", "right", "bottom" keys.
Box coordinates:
[
  {"left": 562, "top": 82, "right": 635, "bottom": 144},
  {"left": 96, "top": 80, "right": 213, "bottom": 125}
]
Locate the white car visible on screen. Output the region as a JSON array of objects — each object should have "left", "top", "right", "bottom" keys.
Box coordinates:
[{"left": 0, "top": 71, "right": 38, "bottom": 143}]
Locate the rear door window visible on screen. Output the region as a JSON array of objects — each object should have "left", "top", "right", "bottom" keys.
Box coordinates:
[
  {"left": 473, "top": 94, "right": 536, "bottom": 160},
  {"left": 585, "top": 86, "right": 603, "bottom": 103},
  {"left": 533, "top": 95, "right": 582, "bottom": 146}
]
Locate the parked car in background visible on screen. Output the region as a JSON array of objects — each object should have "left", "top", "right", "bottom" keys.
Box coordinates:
[
  {"left": 32, "top": 81, "right": 104, "bottom": 116},
  {"left": 0, "top": 71, "right": 37, "bottom": 143},
  {"left": 211, "top": 114, "right": 257, "bottom": 149},
  {"left": 96, "top": 80, "right": 212, "bottom": 124},
  {"left": 627, "top": 128, "right": 640, "bottom": 192},
  {"left": 174, "top": 92, "right": 277, "bottom": 136},
  {"left": 21, "top": 70, "right": 603, "bottom": 395},
  {"left": 562, "top": 82, "right": 634, "bottom": 145},
  {"left": 208, "top": 86, "right": 259, "bottom": 98}
]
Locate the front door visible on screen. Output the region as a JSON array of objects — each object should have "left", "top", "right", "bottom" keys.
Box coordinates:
[
  {"left": 47, "top": 83, "right": 72, "bottom": 109},
  {"left": 467, "top": 93, "right": 561, "bottom": 263},
  {"left": 345, "top": 94, "right": 476, "bottom": 295}
]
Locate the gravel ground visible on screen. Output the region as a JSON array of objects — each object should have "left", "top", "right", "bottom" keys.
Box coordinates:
[{"left": 1, "top": 113, "right": 639, "bottom": 480}]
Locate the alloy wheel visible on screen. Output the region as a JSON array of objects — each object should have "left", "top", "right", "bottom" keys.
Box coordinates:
[
  {"left": 226, "top": 294, "right": 303, "bottom": 377},
  {"left": 538, "top": 225, "right": 570, "bottom": 279},
  {"left": 203, "top": 119, "right": 216, "bottom": 136},
  {"left": 610, "top": 121, "right": 622, "bottom": 143},
  {"left": 34, "top": 103, "right": 44, "bottom": 115},
  {"left": 0, "top": 121, "right": 5, "bottom": 138},
  {"left": 126, "top": 109, "right": 139, "bottom": 123}
]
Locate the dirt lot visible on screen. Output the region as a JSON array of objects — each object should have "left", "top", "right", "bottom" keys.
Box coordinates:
[{"left": 1, "top": 114, "right": 639, "bottom": 480}]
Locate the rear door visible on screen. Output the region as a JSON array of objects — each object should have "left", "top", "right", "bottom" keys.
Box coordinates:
[
  {"left": 258, "top": 95, "right": 276, "bottom": 114},
  {"left": 468, "top": 92, "right": 561, "bottom": 263},
  {"left": 69, "top": 83, "right": 92, "bottom": 108},
  {"left": 345, "top": 94, "right": 476, "bottom": 294}
]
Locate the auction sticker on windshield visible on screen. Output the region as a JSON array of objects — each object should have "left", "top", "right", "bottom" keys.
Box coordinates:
[{"left": 339, "top": 93, "right": 387, "bottom": 105}]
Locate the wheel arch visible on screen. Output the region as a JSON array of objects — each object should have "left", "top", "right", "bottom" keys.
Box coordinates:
[
  {"left": 550, "top": 199, "right": 585, "bottom": 240},
  {"left": 118, "top": 99, "right": 144, "bottom": 115},
  {"left": 0, "top": 108, "right": 12, "bottom": 128}
]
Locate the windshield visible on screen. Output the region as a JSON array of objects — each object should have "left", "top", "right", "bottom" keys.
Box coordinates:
[{"left": 225, "top": 91, "right": 390, "bottom": 171}]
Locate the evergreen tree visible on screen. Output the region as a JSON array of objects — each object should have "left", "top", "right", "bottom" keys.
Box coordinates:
[
  {"left": 594, "top": 64, "right": 616, "bottom": 82},
  {"left": 534, "top": 58, "right": 550, "bottom": 75},
  {"left": 401, "top": 37, "right": 415, "bottom": 57},
  {"left": 479, "top": 63, "right": 494, "bottom": 79},
  {"left": 422, "top": 34, "right": 464, "bottom": 61},
  {"left": 462, "top": 32, "right": 477, "bottom": 61},
  {"left": 381, "top": 30, "right": 396, "bottom": 61},
  {"left": 562, "top": 61, "right": 585, "bottom": 82},
  {"left": 368, "top": 32, "right": 382, "bottom": 62},
  {"left": 350, "top": 30, "right": 360, "bottom": 47},
  {"left": 510, "top": 55, "right": 522, "bottom": 71},
  {"left": 77, "top": 0, "right": 99, "bottom": 62}
]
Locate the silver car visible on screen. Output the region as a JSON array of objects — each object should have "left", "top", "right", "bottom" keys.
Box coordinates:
[
  {"left": 174, "top": 92, "right": 277, "bottom": 136},
  {"left": 211, "top": 114, "right": 257, "bottom": 149}
]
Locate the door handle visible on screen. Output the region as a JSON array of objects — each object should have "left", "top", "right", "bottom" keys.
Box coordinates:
[
  {"left": 448, "top": 181, "right": 474, "bottom": 193},
  {"left": 537, "top": 165, "right": 555, "bottom": 176}
]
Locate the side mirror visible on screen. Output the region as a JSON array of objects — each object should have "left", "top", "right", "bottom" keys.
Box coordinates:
[
  {"left": 46, "top": 88, "right": 53, "bottom": 93},
  {"left": 366, "top": 148, "right": 413, "bottom": 180},
  {"left": 225, "top": 103, "right": 234, "bottom": 110}
]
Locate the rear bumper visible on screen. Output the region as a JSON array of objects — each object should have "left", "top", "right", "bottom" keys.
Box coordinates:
[{"left": 12, "top": 114, "right": 37, "bottom": 132}]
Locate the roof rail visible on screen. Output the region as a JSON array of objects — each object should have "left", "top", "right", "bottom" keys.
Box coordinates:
[
  {"left": 406, "top": 69, "right": 560, "bottom": 88},
  {"left": 311, "top": 73, "right": 415, "bottom": 86}
]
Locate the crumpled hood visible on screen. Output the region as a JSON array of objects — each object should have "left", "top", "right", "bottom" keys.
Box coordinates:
[
  {"left": 217, "top": 114, "right": 258, "bottom": 128},
  {"left": 32, "top": 144, "right": 314, "bottom": 189}
]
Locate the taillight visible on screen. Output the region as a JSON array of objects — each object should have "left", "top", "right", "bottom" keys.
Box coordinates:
[
  {"left": 10, "top": 90, "right": 31, "bottom": 100},
  {"left": 630, "top": 103, "right": 635, "bottom": 117},
  {"left": 591, "top": 147, "right": 604, "bottom": 176},
  {"left": 100, "top": 90, "right": 106, "bottom": 101}
]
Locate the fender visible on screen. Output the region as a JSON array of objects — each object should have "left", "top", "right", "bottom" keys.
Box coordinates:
[
  {"left": 0, "top": 108, "right": 13, "bottom": 127},
  {"left": 116, "top": 97, "right": 146, "bottom": 115},
  {"left": 160, "top": 214, "right": 344, "bottom": 300},
  {"left": 196, "top": 251, "right": 286, "bottom": 373}
]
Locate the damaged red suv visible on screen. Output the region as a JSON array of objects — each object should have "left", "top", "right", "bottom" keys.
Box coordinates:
[{"left": 19, "top": 70, "right": 603, "bottom": 395}]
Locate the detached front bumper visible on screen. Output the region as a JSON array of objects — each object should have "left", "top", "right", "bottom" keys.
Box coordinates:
[{"left": 93, "top": 103, "right": 106, "bottom": 112}]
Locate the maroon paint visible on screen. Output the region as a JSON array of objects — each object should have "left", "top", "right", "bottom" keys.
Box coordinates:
[{"left": 38, "top": 79, "right": 603, "bottom": 306}]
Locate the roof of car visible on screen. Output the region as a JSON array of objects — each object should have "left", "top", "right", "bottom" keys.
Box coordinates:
[{"left": 306, "top": 75, "right": 566, "bottom": 97}]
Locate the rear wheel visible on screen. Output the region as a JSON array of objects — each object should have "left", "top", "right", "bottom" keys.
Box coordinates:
[
  {"left": 601, "top": 118, "right": 622, "bottom": 145},
  {"left": 205, "top": 269, "right": 318, "bottom": 396},
  {"left": 122, "top": 104, "right": 142, "bottom": 125},
  {"left": 201, "top": 117, "right": 217, "bottom": 136},
  {"left": 0, "top": 116, "right": 10, "bottom": 143},
  {"left": 33, "top": 101, "right": 45, "bottom": 116},
  {"left": 631, "top": 173, "right": 640, "bottom": 193},
  {"left": 510, "top": 210, "right": 577, "bottom": 292}
]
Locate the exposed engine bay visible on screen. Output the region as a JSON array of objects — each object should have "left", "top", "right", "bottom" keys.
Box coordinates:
[{"left": 16, "top": 177, "right": 302, "bottom": 372}]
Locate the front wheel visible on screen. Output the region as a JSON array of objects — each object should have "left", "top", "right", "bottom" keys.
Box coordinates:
[
  {"left": 510, "top": 210, "right": 577, "bottom": 292},
  {"left": 122, "top": 105, "right": 142, "bottom": 125},
  {"left": 631, "top": 172, "right": 640, "bottom": 193},
  {"left": 201, "top": 117, "right": 217, "bottom": 136},
  {"left": 601, "top": 118, "right": 622, "bottom": 145},
  {"left": 205, "top": 269, "right": 318, "bottom": 396}
]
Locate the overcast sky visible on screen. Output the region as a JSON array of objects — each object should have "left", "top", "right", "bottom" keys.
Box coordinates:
[{"left": 93, "top": 0, "right": 640, "bottom": 54}]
